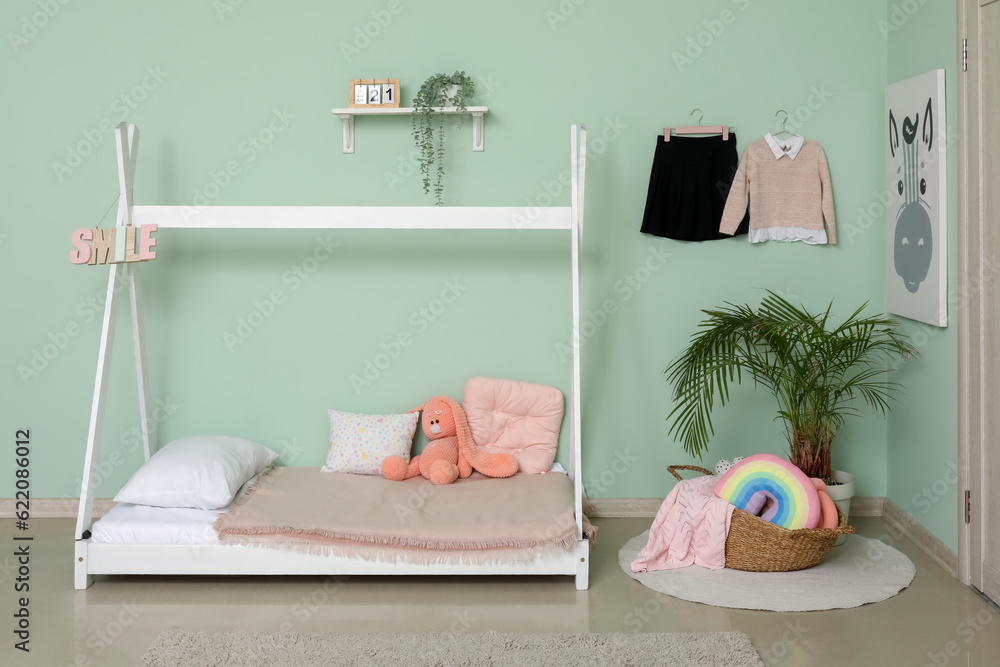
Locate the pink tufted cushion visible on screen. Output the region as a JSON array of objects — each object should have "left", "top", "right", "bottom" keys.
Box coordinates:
[{"left": 462, "top": 377, "right": 563, "bottom": 474}]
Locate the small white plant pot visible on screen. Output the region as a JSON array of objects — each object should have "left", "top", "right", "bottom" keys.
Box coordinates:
[{"left": 825, "top": 470, "right": 856, "bottom": 545}]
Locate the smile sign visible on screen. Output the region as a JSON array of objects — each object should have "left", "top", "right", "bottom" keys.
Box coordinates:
[{"left": 70, "top": 224, "right": 157, "bottom": 265}]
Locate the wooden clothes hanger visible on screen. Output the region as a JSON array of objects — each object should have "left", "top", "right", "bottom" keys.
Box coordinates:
[{"left": 664, "top": 109, "right": 733, "bottom": 142}]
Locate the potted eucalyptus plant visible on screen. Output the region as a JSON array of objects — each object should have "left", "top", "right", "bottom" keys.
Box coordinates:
[
  {"left": 664, "top": 291, "right": 916, "bottom": 521},
  {"left": 411, "top": 71, "right": 475, "bottom": 206}
]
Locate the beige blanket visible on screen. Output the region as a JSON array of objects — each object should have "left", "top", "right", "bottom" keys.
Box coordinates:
[{"left": 214, "top": 467, "right": 579, "bottom": 563}]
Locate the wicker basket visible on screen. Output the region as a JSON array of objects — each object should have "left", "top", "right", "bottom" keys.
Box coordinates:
[{"left": 668, "top": 464, "right": 855, "bottom": 572}]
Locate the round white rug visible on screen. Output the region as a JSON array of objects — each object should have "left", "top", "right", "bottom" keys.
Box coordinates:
[{"left": 619, "top": 531, "right": 916, "bottom": 612}]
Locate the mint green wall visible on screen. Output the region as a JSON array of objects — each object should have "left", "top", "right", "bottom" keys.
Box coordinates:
[
  {"left": 2, "top": 1, "right": 895, "bottom": 503},
  {"left": 885, "top": 0, "right": 960, "bottom": 552}
]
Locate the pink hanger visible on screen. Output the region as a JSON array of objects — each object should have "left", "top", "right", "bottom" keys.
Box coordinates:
[{"left": 664, "top": 109, "right": 731, "bottom": 142}]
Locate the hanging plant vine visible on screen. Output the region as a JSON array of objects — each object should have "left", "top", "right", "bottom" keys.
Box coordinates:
[{"left": 411, "top": 71, "right": 475, "bottom": 206}]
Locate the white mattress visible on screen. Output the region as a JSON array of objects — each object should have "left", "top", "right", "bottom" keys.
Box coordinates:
[
  {"left": 91, "top": 473, "right": 260, "bottom": 545},
  {"left": 90, "top": 503, "right": 228, "bottom": 544},
  {"left": 91, "top": 503, "right": 224, "bottom": 544}
]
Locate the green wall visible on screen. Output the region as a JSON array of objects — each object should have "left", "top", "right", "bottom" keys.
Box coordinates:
[
  {"left": 2, "top": 1, "right": 909, "bottom": 508},
  {"left": 885, "top": 0, "right": 960, "bottom": 552}
]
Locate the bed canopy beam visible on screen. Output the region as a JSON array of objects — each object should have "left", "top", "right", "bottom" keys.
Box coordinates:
[{"left": 136, "top": 206, "right": 572, "bottom": 230}]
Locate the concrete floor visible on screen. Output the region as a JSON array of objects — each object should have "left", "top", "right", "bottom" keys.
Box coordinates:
[{"left": 1, "top": 516, "right": 998, "bottom": 666}]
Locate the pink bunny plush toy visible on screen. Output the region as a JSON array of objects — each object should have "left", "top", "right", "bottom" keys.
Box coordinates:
[{"left": 381, "top": 395, "right": 518, "bottom": 485}]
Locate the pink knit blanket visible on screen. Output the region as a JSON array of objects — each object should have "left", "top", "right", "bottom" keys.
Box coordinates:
[
  {"left": 631, "top": 475, "right": 734, "bottom": 572},
  {"left": 214, "top": 467, "right": 579, "bottom": 563}
]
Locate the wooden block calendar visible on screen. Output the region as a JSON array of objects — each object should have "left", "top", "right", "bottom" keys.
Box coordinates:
[{"left": 348, "top": 79, "right": 400, "bottom": 109}]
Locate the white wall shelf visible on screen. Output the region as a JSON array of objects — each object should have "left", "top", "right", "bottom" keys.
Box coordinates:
[{"left": 331, "top": 106, "right": 488, "bottom": 154}]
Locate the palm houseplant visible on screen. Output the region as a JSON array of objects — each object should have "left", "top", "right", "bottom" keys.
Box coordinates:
[
  {"left": 665, "top": 291, "right": 916, "bottom": 494},
  {"left": 411, "top": 71, "right": 475, "bottom": 206}
]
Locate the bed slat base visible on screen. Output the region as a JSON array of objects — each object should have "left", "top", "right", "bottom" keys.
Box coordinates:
[{"left": 75, "top": 539, "right": 590, "bottom": 591}]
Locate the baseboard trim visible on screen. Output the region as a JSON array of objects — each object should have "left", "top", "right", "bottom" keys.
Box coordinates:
[
  {"left": 588, "top": 498, "right": 663, "bottom": 517},
  {"left": 849, "top": 496, "right": 885, "bottom": 517},
  {"left": 1, "top": 498, "right": 115, "bottom": 520},
  {"left": 589, "top": 496, "right": 886, "bottom": 519},
  {"left": 882, "top": 497, "right": 959, "bottom": 578}
]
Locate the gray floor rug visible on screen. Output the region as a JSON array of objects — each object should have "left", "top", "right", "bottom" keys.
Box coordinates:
[
  {"left": 619, "top": 532, "right": 915, "bottom": 612},
  {"left": 142, "top": 628, "right": 764, "bottom": 666}
]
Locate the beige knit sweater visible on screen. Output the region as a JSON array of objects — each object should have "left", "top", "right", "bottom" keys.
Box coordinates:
[{"left": 719, "top": 138, "right": 836, "bottom": 244}]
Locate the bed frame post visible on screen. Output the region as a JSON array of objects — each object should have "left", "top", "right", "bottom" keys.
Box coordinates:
[
  {"left": 75, "top": 540, "right": 94, "bottom": 590},
  {"left": 570, "top": 125, "right": 588, "bottom": 590},
  {"left": 75, "top": 123, "right": 150, "bottom": 551},
  {"left": 74, "top": 263, "right": 122, "bottom": 542},
  {"left": 574, "top": 539, "right": 589, "bottom": 590},
  {"left": 129, "top": 264, "right": 153, "bottom": 461},
  {"left": 114, "top": 123, "right": 154, "bottom": 462},
  {"left": 569, "top": 125, "right": 586, "bottom": 539}
]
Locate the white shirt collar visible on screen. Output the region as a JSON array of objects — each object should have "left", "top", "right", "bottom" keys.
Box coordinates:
[{"left": 764, "top": 133, "right": 804, "bottom": 160}]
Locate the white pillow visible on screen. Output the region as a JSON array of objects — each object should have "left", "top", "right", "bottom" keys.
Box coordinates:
[
  {"left": 321, "top": 409, "right": 419, "bottom": 475},
  {"left": 114, "top": 436, "right": 278, "bottom": 509}
]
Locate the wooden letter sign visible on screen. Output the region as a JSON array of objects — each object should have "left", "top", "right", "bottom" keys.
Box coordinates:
[{"left": 70, "top": 224, "right": 158, "bottom": 265}]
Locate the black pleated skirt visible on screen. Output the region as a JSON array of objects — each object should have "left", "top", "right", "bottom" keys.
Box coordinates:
[{"left": 639, "top": 134, "right": 749, "bottom": 241}]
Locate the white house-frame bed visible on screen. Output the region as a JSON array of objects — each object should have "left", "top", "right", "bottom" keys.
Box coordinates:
[{"left": 74, "top": 123, "right": 589, "bottom": 590}]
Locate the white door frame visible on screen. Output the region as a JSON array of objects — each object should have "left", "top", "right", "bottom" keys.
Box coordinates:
[
  {"left": 956, "top": 0, "right": 974, "bottom": 588},
  {"left": 957, "top": 0, "right": 998, "bottom": 593}
]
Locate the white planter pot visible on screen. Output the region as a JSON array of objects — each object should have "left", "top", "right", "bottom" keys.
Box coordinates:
[{"left": 825, "top": 470, "right": 856, "bottom": 545}]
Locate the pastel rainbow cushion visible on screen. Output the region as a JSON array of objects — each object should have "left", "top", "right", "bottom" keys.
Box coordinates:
[{"left": 713, "top": 454, "right": 821, "bottom": 530}]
